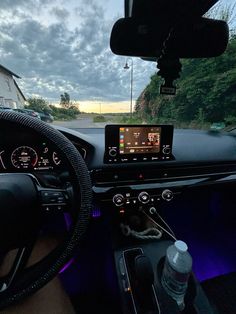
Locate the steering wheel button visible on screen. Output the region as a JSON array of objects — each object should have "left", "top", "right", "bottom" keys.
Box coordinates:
[
  {"left": 57, "top": 197, "right": 65, "bottom": 202},
  {"left": 52, "top": 192, "right": 62, "bottom": 197},
  {"left": 49, "top": 198, "right": 57, "bottom": 203}
]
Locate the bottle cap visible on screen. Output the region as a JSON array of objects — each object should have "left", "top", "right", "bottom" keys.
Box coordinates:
[{"left": 175, "top": 240, "right": 188, "bottom": 253}]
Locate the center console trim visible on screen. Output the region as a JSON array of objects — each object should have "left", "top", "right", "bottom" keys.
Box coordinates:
[{"left": 122, "top": 248, "right": 161, "bottom": 314}]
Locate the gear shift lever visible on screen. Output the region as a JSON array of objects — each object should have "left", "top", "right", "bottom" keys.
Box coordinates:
[{"left": 134, "top": 255, "right": 159, "bottom": 313}]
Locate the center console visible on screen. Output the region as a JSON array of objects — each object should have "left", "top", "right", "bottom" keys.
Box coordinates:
[
  {"left": 114, "top": 239, "right": 214, "bottom": 314},
  {"left": 111, "top": 206, "right": 215, "bottom": 314},
  {"left": 106, "top": 193, "right": 216, "bottom": 314},
  {"left": 93, "top": 125, "right": 217, "bottom": 313}
]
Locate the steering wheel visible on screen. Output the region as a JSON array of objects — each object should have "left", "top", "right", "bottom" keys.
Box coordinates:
[{"left": 0, "top": 111, "right": 92, "bottom": 309}]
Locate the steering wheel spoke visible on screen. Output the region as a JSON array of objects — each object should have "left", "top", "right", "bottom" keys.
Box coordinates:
[
  {"left": 38, "top": 186, "right": 72, "bottom": 214},
  {"left": 0, "top": 240, "right": 36, "bottom": 293}
]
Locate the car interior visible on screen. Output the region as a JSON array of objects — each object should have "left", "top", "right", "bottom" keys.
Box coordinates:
[{"left": 0, "top": 0, "right": 236, "bottom": 313}]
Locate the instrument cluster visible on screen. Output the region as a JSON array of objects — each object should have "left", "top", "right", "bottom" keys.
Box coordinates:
[{"left": 0, "top": 142, "right": 63, "bottom": 171}]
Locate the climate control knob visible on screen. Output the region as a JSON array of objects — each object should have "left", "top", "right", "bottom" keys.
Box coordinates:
[
  {"left": 162, "top": 189, "right": 174, "bottom": 202},
  {"left": 109, "top": 148, "right": 117, "bottom": 157},
  {"left": 113, "top": 194, "right": 125, "bottom": 207},
  {"left": 138, "top": 191, "right": 150, "bottom": 204}
]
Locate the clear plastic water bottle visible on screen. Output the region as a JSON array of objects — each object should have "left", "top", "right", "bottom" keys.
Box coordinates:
[{"left": 161, "top": 240, "right": 192, "bottom": 311}]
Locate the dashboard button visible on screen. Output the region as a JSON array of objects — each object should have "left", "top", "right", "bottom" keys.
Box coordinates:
[
  {"left": 121, "top": 158, "right": 129, "bottom": 162},
  {"left": 152, "top": 157, "right": 158, "bottom": 161},
  {"left": 113, "top": 194, "right": 125, "bottom": 207},
  {"left": 162, "top": 147, "right": 171, "bottom": 155},
  {"left": 149, "top": 207, "right": 157, "bottom": 214},
  {"left": 122, "top": 279, "right": 131, "bottom": 293},
  {"left": 138, "top": 191, "right": 150, "bottom": 204},
  {"left": 119, "top": 257, "right": 126, "bottom": 277},
  {"left": 162, "top": 189, "right": 174, "bottom": 201},
  {"left": 109, "top": 148, "right": 117, "bottom": 157}
]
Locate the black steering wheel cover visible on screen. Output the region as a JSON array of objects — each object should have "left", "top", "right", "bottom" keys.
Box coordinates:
[{"left": 0, "top": 111, "right": 92, "bottom": 309}]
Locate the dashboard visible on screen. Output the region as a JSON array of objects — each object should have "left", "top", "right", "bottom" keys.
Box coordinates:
[
  {"left": 2, "top": 124, "right": 236, "bottom": 190},
  {"left": 2, "top": 122, "right": 236, "bottom": 228}
]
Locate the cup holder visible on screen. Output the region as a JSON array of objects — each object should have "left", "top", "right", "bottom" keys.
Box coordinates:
[{"left": 156, "top": 257, "right": 198, "bottom": 313}]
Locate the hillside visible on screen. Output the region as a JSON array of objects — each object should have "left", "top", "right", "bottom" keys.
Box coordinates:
[{"left": 135, "top": 34, "right": 236, "bottom": 129}]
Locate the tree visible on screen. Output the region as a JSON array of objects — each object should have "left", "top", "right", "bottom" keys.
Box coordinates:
[
  {"left": 135, "top": 33, "right": 236, "bottom": 126},
  {"left": 60, "top": 92, "right": 71, "bottom": 109},
  {"left": 26, "top": 97, "right": 51, "bottom": 113}
]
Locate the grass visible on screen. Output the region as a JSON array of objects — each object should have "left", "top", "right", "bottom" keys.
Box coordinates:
[{"left": 93, "top": 115, "right": 107, "bottom": 123}]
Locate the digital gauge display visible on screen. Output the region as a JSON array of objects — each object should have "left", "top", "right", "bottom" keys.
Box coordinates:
[
  {"left": 0, "top": 132, "right": 86, "bottom": 172},
  {"left": 11, "top": 146, "right": 38, "bottom": 169}
]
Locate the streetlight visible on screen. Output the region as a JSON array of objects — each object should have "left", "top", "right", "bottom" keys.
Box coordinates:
[{"left": 124, "top": 58, "right": 133, "bottom": 117}]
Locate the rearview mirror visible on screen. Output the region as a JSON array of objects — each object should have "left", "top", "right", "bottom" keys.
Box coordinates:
[{"left": 110, "top": 17, "right": 229, "bottom": 59}]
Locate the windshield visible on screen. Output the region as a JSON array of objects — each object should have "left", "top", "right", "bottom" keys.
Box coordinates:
[{"left": 0, "top": 0, "right": 235, "bottom": 131}]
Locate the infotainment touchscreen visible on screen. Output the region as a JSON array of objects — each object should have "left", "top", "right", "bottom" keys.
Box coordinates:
[
  {"left": 119, "top": 126, "right": 161, "bottom": 155},
  {"left": 104, "top": 125, "right": 174, "bottom": 163}
]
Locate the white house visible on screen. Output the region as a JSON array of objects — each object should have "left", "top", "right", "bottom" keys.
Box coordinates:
[{"left": 0, "top": 64, "right": 26, "bottom": 109}]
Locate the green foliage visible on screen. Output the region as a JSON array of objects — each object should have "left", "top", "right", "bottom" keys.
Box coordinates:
[
  {"left": 135, "top": 36, "right": 236, "bottom": 128},
  {"left": 49, "top": 105, "right": 80, "bottom": 120},
  {"left": 225, "top": 115, "right": 236, "bottom": 126},
  {"left": 27, "top": 98, "right": 51, "bottom": 113},
  {"left": 120, "top": 114, "right": 142, "bottom": 124},
  {"left": 26, "top": 97, "right": 80, "bottom": 120},
  {"left": 93, "top": 115, "right": 106, "bottom": 123}
]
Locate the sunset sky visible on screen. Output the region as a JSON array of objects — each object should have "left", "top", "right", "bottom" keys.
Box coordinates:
[{"left": 78, "top": 100, "right": 130, "bottom": 113}]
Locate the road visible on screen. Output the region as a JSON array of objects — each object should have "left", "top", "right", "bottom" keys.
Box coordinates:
[{"left": 53, "top": 115, "right": 111, "bottom": 129}]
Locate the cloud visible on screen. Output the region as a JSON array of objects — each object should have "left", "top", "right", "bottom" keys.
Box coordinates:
[
  {"left": 0, "top": 0, "right": 51, "bottom": 9},
  {"left": 51, "top": 7, "right": 70, "bottom": 21},
  {"left": 0, "top": 0, "right": 155, "bottom": 104}
]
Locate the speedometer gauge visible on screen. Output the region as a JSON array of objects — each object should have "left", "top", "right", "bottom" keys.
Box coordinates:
[{"left": 11, "top": 146, "right": 38, "bottom": 169}]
